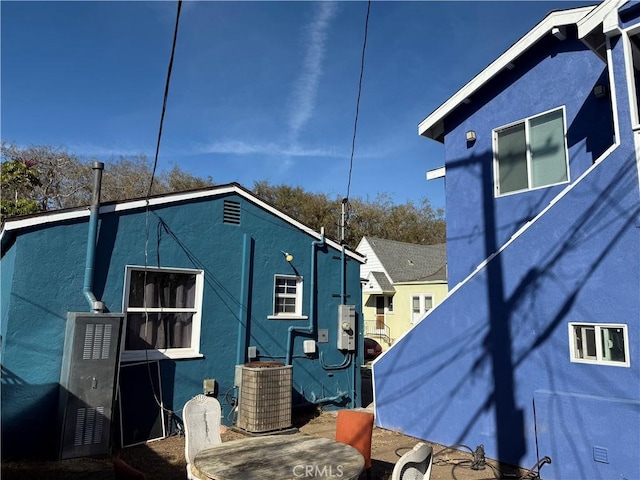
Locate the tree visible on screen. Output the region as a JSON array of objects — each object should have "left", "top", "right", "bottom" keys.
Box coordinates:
[
  {"left": 0, "top": 158, "right": 41, "bottom": 217},
  {"left": 252, "top": 181, "right": 446, "bottom": 246},
  {"left": 0, "top": 143, "right": 215, "bottom": 220}
]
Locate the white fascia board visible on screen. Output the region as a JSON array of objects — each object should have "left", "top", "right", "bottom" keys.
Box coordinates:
[
  {"left": 418, "top": 6, "right": 596, "bottom": 142},
  {"left": 0, "top": 184, "right": 365, "bottom": 263},
  {"left": 426, "top": 166, "right": 446, "bottom": 180},
  {"left": 578, "top": 0, "right": 627, "bottom": 39}
]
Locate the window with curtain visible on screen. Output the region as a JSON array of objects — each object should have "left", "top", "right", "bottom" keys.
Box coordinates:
[
  {"left": 494, "top": 107, "right": 569, "bottom": 196},
  {"left": 123, "top": 266, "right": 203, "bottom": 361}
]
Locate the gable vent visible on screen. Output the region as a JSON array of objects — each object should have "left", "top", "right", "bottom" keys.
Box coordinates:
[{"left": 223, "top": 200, "right": 241, "bottom": 225}]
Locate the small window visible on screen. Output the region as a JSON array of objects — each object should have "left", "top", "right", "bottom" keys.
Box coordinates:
[
  {"left": 569, "top": 323, "right": 630, "bottom": 367},
  {"left": 387, "top": 296, "right": 394, "bottom": 312},
  {"left": 271, "top": 275, "right": 304, "bottom": 318},
  {"left": 410, "top": 294, "right": 434, "bottom": 324},
  {"left": 494, "top": 107, "right": 569, "bottom": 196},
  {"left": 122, "top": 266, "right": 204, "bottom": 361}
]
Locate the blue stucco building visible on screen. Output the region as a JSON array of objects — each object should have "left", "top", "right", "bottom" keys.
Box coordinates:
[
  {"left": 374, "top": 2, "right": 640, "bottom": 479},
  {"left": 1, "top": 183, "right": 364, "bottom": 459}
]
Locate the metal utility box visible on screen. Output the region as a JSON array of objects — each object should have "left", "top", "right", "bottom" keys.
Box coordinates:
[
  {"left": 337, "top": 304, "right": 356, "bottom": 351},
  {"left": 58, "top": 313, "right": 123, "bottom": 459},
  {"left": 237, "top": 362, "right": 292, "bottom": 433}
]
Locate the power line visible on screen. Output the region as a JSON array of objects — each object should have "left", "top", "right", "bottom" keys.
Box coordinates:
[
  {"left": 142, "top": 0, "right": 183, "bottom": 418},
  {"left": 345, "top": 0, "right": 371, "bottom": 202},
  {"left": 147, "top": 0, "right": 183, "bottom": 199}
]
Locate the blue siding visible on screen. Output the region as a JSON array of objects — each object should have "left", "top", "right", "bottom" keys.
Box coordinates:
[
  {"left": 1, "top": 191, "right": 363, "bottom": 458},
  {"left": 375, "top": 15, "right": 640, "bottom": 480},
  {"left": 375, "top": 144, "right": 640, "bottom": 478},
  {"left": 443, "top": 34, "right": 614, "bottom": 286}
]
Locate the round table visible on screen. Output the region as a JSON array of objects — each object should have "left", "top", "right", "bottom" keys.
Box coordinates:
[{"left": 193, "top": 434, "right": 365, "bottom": 480}]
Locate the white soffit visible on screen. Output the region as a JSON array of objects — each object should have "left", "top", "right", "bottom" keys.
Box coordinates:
[
  {"left": 426, "top": 166, "right": 446, "bottom": 180},
  {"left": 577, "top": 0, "right": 627, "bottom": 39},
  {"left": 418, "top": 5, "right": 596, "bottom": 142}
]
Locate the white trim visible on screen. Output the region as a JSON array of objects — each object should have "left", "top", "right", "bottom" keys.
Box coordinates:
[
  {"left": 419, "top": 6, "right": 596, "bottom": 141},
  {"left": 623, "top": 26, "right": 640, "bottom": 129},
  {"left": 410, "top": 293, "right": 434, "bottom": 325},
  {"left": 121, "top": 265, "right": 204, "bottom": 362},
  {"left": 577, "top": 0, "right": 627, "bottom": 40},
  {"left": 272, "top": 274, "right": 304, "bottom": 318},
  {"left": 0, "top": 184, "right": 365, "bottom": 263},
  {"left": 426, "top": 166, "right": 446, "bottom": 180},
  {"left": 568, "top": 322, "right": 630, "bottom": 367},
  {"left": 492, "top": 106, "right": 570, "bottom": 197}
]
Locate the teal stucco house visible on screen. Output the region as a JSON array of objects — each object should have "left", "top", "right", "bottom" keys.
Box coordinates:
[{"left": 1, "top": 182, "right": 364, "bottom": 459}]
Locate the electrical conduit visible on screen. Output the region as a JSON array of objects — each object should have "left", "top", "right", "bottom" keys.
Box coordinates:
[
  {"left": 285, "top": 229, "right": 325, "bottom": 365},
  {"left": 83, "top": 161, "right": 105, "bottom": 313}
]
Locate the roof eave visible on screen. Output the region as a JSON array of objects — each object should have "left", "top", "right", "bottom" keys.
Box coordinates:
[
  {"left": 0, "top": 183, "right": 365, "bottom": 263},
  {"left": 418, "top": 5, "right": 597, "bottom": 143}
]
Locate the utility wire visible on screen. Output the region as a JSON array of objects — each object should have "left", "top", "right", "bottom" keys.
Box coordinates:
[
  {"left": 147, "top": 0, "right": 183, "bottom": 198},
  {"left": 345, "top": 0, "right": 371, "bottom": 202},
  {"left": 141, "top": 0, "right": 183, "bottom": 418}
]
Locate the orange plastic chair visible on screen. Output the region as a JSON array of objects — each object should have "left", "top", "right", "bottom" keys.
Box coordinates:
[
  {"left": 113, "top": 458, "right": 147, "bottom": 480},
  {"left": 335, "top": 409, "right": 374, "bottom": 480}
]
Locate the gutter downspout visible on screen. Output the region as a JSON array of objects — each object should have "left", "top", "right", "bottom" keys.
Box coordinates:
[
  {"left": 83, "top": 161, "right": 105, "bottom": 313},
  {"left": 236, "top": 234, "right": 253, "bottom": 366},
  {"left": 285, "top": 228, "right": 325, "bottom": 365}
]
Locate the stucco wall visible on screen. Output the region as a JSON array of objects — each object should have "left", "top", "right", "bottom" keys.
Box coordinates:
[
  {"left": 374, "top": 141, "right": 640, "bottom": 477},
  {"left": 442, "top": 31, "right": 615, "bottom": 287},
  {"left": 374, "top": 23, "right": 640, "bottom": 480},
  {"left": 0, "top": 192, "right": 363, "bottom": 458}
]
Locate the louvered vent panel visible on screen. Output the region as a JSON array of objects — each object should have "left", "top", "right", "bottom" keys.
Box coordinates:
[
  {"left": 223, "top": 200, "right": 241, "bottom": 225},
  {"left": 82, "top": 323, "right": 112, "bottom": 360},
  {"left": 73, "top": 407, "right": 106, "bottom": 446}
]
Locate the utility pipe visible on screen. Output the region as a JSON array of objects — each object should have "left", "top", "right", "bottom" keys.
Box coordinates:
[
  {"left": 285, "top": 228, "right": 325, "bottom": 365},
  {"left": 236, "top": 234, "right": 253, "bottom": 366},
  {"left": 83, "top": 161, "right": 105, "bottom": 313},
  {"left": 340, "top": 244, "right": 359, "bottom": 408}
]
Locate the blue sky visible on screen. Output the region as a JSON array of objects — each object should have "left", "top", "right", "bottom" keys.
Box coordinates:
[{"left": 1, "top": 1, "right": 593, "bottom": 211}]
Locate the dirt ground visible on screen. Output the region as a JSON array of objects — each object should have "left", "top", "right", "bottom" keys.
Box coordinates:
[{"left": 2, "top": 409, "right": 534, "bottom": 480}]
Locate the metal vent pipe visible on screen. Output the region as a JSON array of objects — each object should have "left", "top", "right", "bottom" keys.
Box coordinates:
[{"left": 83, "top": 161, "right": 105, "bottom": 313}]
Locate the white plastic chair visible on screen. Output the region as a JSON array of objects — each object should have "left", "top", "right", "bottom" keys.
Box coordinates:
[
  {"left": 391, "top": 442, "right": 433, "bottom": 480},
  {"left": 183, "top": 394, "right": 222, "bottom": 480}
]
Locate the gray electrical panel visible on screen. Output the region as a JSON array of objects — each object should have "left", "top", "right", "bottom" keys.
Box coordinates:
[
  {"left": 337, "top": 304, "right": 356, "bottom": 351},
  {"left": 58, "top": 312, "right": 123, "bottom": 460}
]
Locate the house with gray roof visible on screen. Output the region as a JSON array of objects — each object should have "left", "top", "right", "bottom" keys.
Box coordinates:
[{"left": 356, "top": 236, "right": 447, "bottom": 346}]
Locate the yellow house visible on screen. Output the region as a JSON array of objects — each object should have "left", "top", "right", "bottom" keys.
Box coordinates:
[{"left": 356, "top": 236, "right": 447, "bottom": 347}]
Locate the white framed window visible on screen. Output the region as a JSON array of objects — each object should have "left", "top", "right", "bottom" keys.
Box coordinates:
[
  {"left": 410, "top": 294, "right": 434, "bottom": 324},
  {"left": 568, "top": 323, "right": 630, "bottom": 367},
  {"left": 269, "top": 275, "right": 306, "bottom": 319},
  {"left": 493, "top": 107, "right": 569, "bottom": 196},
  {"left": 122, "top": 266, "right": 204, "bottom": 361}
]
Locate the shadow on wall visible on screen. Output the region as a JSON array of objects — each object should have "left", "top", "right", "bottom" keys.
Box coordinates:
[
  {"left": 374, "top": 149, "right": 639, "bottom": 473},
  {"left": 2, "top": 365, "right": 61, "bottom": 460}
]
